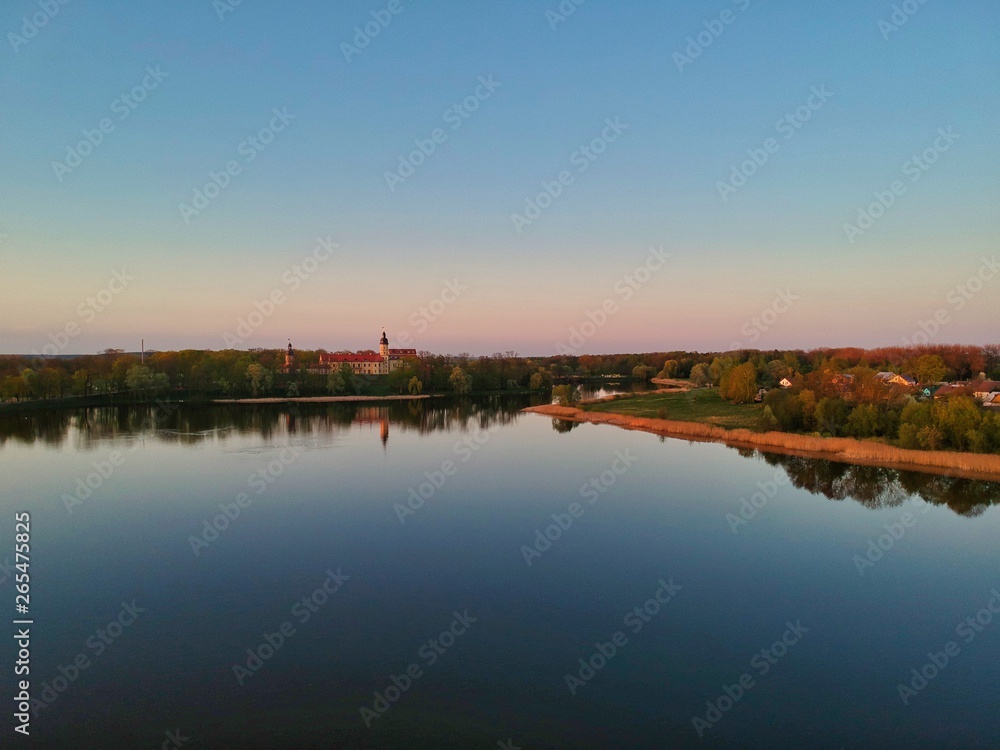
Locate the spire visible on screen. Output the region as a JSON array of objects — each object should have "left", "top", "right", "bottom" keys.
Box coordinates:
[{"left": 380, "top": 330, "right": 389, "bottom": 345}]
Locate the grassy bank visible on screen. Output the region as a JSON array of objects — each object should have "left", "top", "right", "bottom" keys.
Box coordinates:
[
  {"left": 586, "top": 388, "right": 763, "bottom": 430},
  {"left": 526, "top": 403, "right": 1000, "bottom": 481}
]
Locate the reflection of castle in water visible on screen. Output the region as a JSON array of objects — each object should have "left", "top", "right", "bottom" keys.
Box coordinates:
[
  {"left": 351, "top": 406, "right": 390, "bottom": 448},
  {"left": 282, "top": 405, "right": 390, "bottom": 448},
  {"left": 9, "top": 403, "right": 1000, "bottom": 517}
]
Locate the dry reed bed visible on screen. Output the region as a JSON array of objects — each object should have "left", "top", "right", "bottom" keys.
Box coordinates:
[{"left": 523, "top": 404, "right": 1000, "bottom": 481}]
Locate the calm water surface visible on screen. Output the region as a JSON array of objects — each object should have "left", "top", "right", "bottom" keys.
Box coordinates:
[{"left": 1, "top": 396, "right": 999, "bottom": 749}]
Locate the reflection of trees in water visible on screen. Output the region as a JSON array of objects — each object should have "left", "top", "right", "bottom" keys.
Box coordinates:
[
  {"left": 757, "top": 450, "right": 1000, "bottom": 517},
  {"left": 551, "top": 418, "right": 579, "bottom": 433},
  {"left": 0, "top": 395, "right": 534, "bottom": 450}
]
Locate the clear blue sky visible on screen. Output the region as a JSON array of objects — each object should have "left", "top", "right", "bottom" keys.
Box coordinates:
[{"left": 1, "top": 0, "right": 997, "bottom": 355}]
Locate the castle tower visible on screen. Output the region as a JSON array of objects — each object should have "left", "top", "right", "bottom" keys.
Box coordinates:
[
  {"left": 285, "top": 340, "right": 295, "bottom": 371},
  {"left": 379, "top": 330, "right": 389, "bottom": 359}
]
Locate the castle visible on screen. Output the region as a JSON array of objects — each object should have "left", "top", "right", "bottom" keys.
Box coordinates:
[{"left": 284, "top": 332, "right": 417, "bottom": 375}]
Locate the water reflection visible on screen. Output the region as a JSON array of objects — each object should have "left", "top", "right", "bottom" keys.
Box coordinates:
[
  {"left": 755, "top": 450, "right": 1000, "bottom": 517},
  {"left": 0, "top": 395, "right": 541, "bottom": 451},
  {"left": 4, "top": 397, "right": 999, "bottom": 517}
]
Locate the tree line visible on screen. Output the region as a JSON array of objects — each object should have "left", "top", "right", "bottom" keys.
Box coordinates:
[{"left": 1, "top": 343, "right": 998, "bottom": 404}]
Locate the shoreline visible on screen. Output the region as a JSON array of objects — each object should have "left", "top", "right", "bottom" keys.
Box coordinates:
[
  {"left": 212, "top": 394, "right": 442, "bottom": 404},
  {"left": 523, "top": 404, "right": 1000, "bottom": 482}
]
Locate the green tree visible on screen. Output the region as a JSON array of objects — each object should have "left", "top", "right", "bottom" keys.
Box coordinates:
[
  {"left": 553, "top": 384, "right": 578, "bottom": 406},
  {"left": 20, "top": 368, "right": 37, "bottom": 398},
  {"left": 632, "top": 364, "right": 655, "bottom": 381},
  {"left": 407, "top": 376, "right": 423, "bottom": 395},
  {"left": 529, "top": 368, "right": 552, "bottom": 390},
  {"left": 126, "top": 365, "right": 156, "bottom": 393},
  {"left": 762, "top": 389, "right": 803, "bottom": 431},
  {"left": 690, "top": 363, "right": 713, "bottom": 387},
  {"left": 934, "top": 397, "right": 982, "bottom": 451},
  {"left": 815, "top": 397, "right": 852, "bottom": 436},
  {"left": 71, "top": 369, "right": 91, "bottom": 396},
  {"left": 913, "top": 354, "right": 947, "bottom": 384},
  {"left": 449, "top": 366, "right": 472, "bottom": 394},
  {"left": 658, "top": 359, "right": 680, "bottom": 379},
  {"left": 0, "top": 375, "right": 27, "bottom": 401},
  {"left": 245, "top": 364, "right": 273, "bottom": 397},
  {"left": 326, "top": 369, "right": 346, "bottom": 395},
  {"left": 846, "top": 403, "right": 880, "bottom": 438}
]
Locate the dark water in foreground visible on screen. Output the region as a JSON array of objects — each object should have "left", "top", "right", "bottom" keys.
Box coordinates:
[{"left": 1, "top": 396, "right": 999, "bottom": 749}]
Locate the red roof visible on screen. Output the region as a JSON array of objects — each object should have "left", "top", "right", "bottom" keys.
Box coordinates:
[
  {"left": 319, "top": 351, "right": 383, "bottom": 363},
  {"left": 388, "top": 348, "right": 417, "bottom": 356}
]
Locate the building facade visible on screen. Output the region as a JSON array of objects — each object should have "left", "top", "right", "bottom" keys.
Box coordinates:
[{"left": 286, "top": 331, "right": 418, "bottom": 375}]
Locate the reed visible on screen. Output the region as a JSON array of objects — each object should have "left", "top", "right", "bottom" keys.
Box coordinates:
[{"left": 523, "top": 404, "right": 1000, "bottom": 478}]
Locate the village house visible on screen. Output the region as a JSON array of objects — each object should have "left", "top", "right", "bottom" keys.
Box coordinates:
[
  {"left": 875, "top": 372, "right": 917, "bottom": 388},
  {"left": 972, "top": 380, "right": 1000, "bottom": 401}
]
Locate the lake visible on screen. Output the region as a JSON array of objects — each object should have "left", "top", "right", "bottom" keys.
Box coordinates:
[{"left": 1, "top": 396, "right": 999, "bottom": 748}]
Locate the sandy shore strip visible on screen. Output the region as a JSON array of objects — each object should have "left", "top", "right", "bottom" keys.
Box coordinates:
[
  {"left": 213, "top": 394, "right": 439, "bottom": 404},
  {"left": 523, "top": 404, "right": 1000, "bottom": 482}
]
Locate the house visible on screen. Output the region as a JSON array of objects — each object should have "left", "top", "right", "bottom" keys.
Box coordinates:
[
  {"left": 933, "top": 383, "right": 970, "bottom": 400},
  {"left": 972, "top": 380, "right": 1000, "bottom": 401},
  {"left": 875, "top": 372, "right": 917, "bottom": 388},
  {"left": 779, "top": 377, "right": 793, "bottom": 388},
  {"left": 985, "top": 393, "right": 1000, "bottom": 408}
]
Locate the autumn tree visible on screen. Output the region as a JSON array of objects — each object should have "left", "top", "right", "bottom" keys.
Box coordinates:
[{"left": 720, "top": 362, "right": 757, "bottom": 404}]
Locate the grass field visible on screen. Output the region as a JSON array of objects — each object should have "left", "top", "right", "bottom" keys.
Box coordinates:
[{"left": 586, "top": 387, "right": 764, "bottom": 430}]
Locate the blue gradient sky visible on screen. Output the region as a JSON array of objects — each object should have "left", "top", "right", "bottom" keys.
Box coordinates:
[{"left": 1, "top": 0, "right": 997, "bottom": 356}]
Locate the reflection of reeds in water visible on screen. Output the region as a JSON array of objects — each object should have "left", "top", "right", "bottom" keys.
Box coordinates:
[
  {"left": 526, "top": 406, "right": 1000, "bottom": 480},
  {"left": 758, "top": 450, "right": 1000, "bottom": 517}
]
